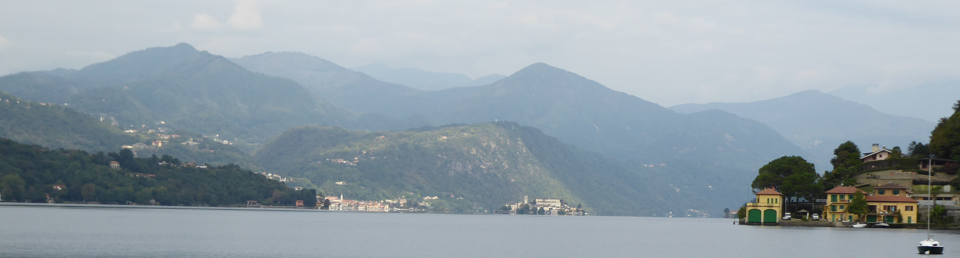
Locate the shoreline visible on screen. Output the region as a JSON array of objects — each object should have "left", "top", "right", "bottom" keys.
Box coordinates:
[{"left": 0, "top": 202, "right": 320, "bottom": 212}]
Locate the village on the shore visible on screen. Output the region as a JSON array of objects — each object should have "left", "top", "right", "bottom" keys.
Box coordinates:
[{"left": 737, "top": 143, "right": 959, "bottom": 227}]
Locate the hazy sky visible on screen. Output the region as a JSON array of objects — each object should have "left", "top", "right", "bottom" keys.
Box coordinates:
[{"left": 1, "top": 0, "right": 959, "bottom": 107}]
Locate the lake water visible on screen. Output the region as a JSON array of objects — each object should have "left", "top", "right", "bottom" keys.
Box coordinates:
[{"left": 1, "top": 206, "right": 957, "bottom": 257}]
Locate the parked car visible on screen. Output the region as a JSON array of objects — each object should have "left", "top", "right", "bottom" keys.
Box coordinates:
[
  {"left": 811, "top": 213, "right": 819, "bottom": 221},
  {"left": 782, "top": 212, "right": 791, "bottom": 220}
]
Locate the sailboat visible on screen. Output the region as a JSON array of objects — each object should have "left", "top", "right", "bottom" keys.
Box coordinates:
[{"left": 918, "top": 157, "right": 944, "bottom": 255}]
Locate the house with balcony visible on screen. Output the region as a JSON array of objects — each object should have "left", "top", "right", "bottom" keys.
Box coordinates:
[
  {"left": 823, "top": 184, "right": 918, "bottom": 223},
  {"left": 744, "top": 188, "right": 783, "bottom": 225},
  {"left": 824, "top": 186, "right": 861, "bottom": 222}
]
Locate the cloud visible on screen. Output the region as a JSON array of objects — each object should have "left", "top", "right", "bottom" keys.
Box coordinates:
[
  {"left": 228, "top": 0, "right": 263, "bottom": 30},
  {"left": 192, "top": 14, "right": 222, "bottom": 30},
  {"left": 0, "top": 35, "right": 10, "bottom": 48}
]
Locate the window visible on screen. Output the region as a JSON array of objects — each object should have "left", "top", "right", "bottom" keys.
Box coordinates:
[
  {"left": 905, "top": 206, "right": 914, "bottom": 211},
  {"left": 840, "top": 195, "right": 846, "bottom": 200},
  {"left": 893, "top": 190, "right": 900, "bottom": 195},
  {"left": 883, "top": 205, "right": 896, "bottom": 212},
  {"left": 878, "top": 190, "right": 885, "bottom": 194},
  {"left": 831, "top": 195, "right": 837, "bottom": 202},
  {"left": 831, "top": 205, "right": 837, "bottom": 212},
  {"left": 848, "top": 195, "right": 853, "bottom": 200},
  {"left": 840, "top": 205, "right": 845, "bottom": 210}
]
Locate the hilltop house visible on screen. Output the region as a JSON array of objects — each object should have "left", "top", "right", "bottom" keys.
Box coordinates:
[
  {"left": 744, "top": 188, "right": 783, "bottom": 225},
  {"left": 823, "top": 184, "right": 918, "bottom": 223},
  {"left": 861, "top": 143, "right": 893, "bottom": 163}
]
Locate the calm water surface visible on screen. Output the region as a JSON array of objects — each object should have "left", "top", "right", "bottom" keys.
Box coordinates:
[{"left": 1, "top": 206, "right": 957, "bottom": 257}]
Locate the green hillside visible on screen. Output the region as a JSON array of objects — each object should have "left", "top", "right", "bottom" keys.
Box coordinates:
[
  {"left": 0, "top": 138, "right": 316, "bottom": 206},
  {"left": 0, "top": 90, "right": 135, "bottom": 152},
  {"left": 255, "top": 122, "right": 738, "bottom": 216},
  {"left": 0, "top": 90, "right": 259, "bottom": 169}
]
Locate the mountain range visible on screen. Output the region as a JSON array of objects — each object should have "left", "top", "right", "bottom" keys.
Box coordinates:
[
  {"left": 351, "top": 63, "right": 506, "bottom": 91},
  {"left": 2, "top": 42, "right": 941, "bottom": 216},
  {"left": 829, "top": 82, "right": 960, "bottom": 123},
  {"left": 671, "top": 90, "right": 936, "bottom": 169},
  {"left": 0, "top": 44, "right": 422, "bottom": 152}
]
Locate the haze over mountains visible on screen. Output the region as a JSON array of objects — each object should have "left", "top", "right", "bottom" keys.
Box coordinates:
[
  {"left": 1, "top": 44, "right": 421, "bottom": 151},
  {"left": 351, "top": 63, "right": 506, "bottom": 91},
  {"left": 671, "top": 90, "right": 936, "bottom": 170},
  {"left": 0, "top": 42, "right": 942, "bottom": 216},
  {"left": 829, "top": 82, "right": 960, "bottom": 123}
]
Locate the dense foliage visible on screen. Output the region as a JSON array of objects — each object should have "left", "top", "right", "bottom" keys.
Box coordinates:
[
  {"left": 930, "top": 100, "right": 960, "bottom": 161},
  {"left": 0, "top": 138, "right": 316, "bottom": 207},
  {"left": 821, "top": 141, "right": 864, "bottom": 187},
  {"left": 751, "top": 156, "right": 821, "bottom": 204}
]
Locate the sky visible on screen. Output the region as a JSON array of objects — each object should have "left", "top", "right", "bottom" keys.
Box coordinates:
[{"left": 1, "top": 0, "right": 959, "bottom": 108}]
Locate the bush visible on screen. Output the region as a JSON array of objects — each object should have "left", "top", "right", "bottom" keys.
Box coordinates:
[{"left": 943, "top": 163, "right": 958, "bottom": 175}]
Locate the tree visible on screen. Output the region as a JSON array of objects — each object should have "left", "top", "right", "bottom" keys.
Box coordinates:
[
  {"left": 831, "top": 141, "right": 861, "bottom": 169},
  {"left": 929, "top": 100, "right": 960, "bottom": 161},
  {"left": 752, "top": 156, "right": 819, "bottom": 207},
  {"left": 516, "top": 204, "right": 530, "bottom": 214},
  {"left": 822, "top": 141, "right": 866, "bottom": 190},
  {"left": 908, "top": 141, "right": 930, "bottom": 158},
  {"left": 537, "top": 207, "right": 545, "bottom": 215},
  {"left": 847, "top": 191, "right": 869, "bottom": 221},
  {"left": 1, "top": 174, "right": 26, "bottom": 202},
  {"left": 322, "top": 199, "right": 331, "bottom": 210},
  {"left": 81, "top": 183, "right": 96, "bottom": 202},
  {"left": 931, "top": 205, "right": 947, "bottom": 225},
  {"left": 891, "top": 146, "right": 902, "bottom": 158},
  {"left": 723, "top": 208, "right": 730, "bottom": 218}
]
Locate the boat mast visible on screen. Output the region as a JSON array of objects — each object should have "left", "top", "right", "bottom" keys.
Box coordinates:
[{"left": 927, "top": 156, "right": 932, "bottom": 240}]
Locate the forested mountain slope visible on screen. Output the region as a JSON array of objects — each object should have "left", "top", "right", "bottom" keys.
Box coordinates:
[{"left": 0, "top": 90, "right": 135, "bottom": 152}]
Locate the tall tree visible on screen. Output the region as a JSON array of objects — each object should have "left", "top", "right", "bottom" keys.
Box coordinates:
[
  {"left": 752, "top": 156, "right": 819, "bottom": 207},
  {"left": 822, "top": 141, "right": 865, "bottom": 189},
  {"left": 929, "top": 100, "right": 960, "bottom": 160}
]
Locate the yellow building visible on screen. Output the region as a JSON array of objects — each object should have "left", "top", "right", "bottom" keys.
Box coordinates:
[
  {"left": 745, "top": 188, "right": 783, "bottom": 224},
  {"left": 824, "top": 186, "right": 861, "bottom": 222},
  {"left": 823, "top": 184, "right": 918, "bottom": 223}
]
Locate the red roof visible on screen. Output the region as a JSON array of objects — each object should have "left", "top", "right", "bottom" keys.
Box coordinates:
[
  {"left": 875, "top": 183, "right": 908, "bottom": 190},
  {"left": 756, "top": 188, "right": 782, "bottom": 195},
  {"left": 865, "top": 195, "right": 918, "bottom": 203},
  {"left": 826, "top": 186, "right": 866, "bottom": 194}
]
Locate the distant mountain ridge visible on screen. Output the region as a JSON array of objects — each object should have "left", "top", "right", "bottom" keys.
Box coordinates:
[
  {"left": 829, "top": 82, "right": 960, "bottom": 123},
  {"left": 351, "top": 63, "right": 506, "bottom": 91},
  {"left": 0, "top": 44, "right": 419, "bottom": 152},
  {"left": 229, "top": 52, "right": 424, "bottom": 115},
  {"left": 670, "top": 90, "right": 936, "bottom": 168}
]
